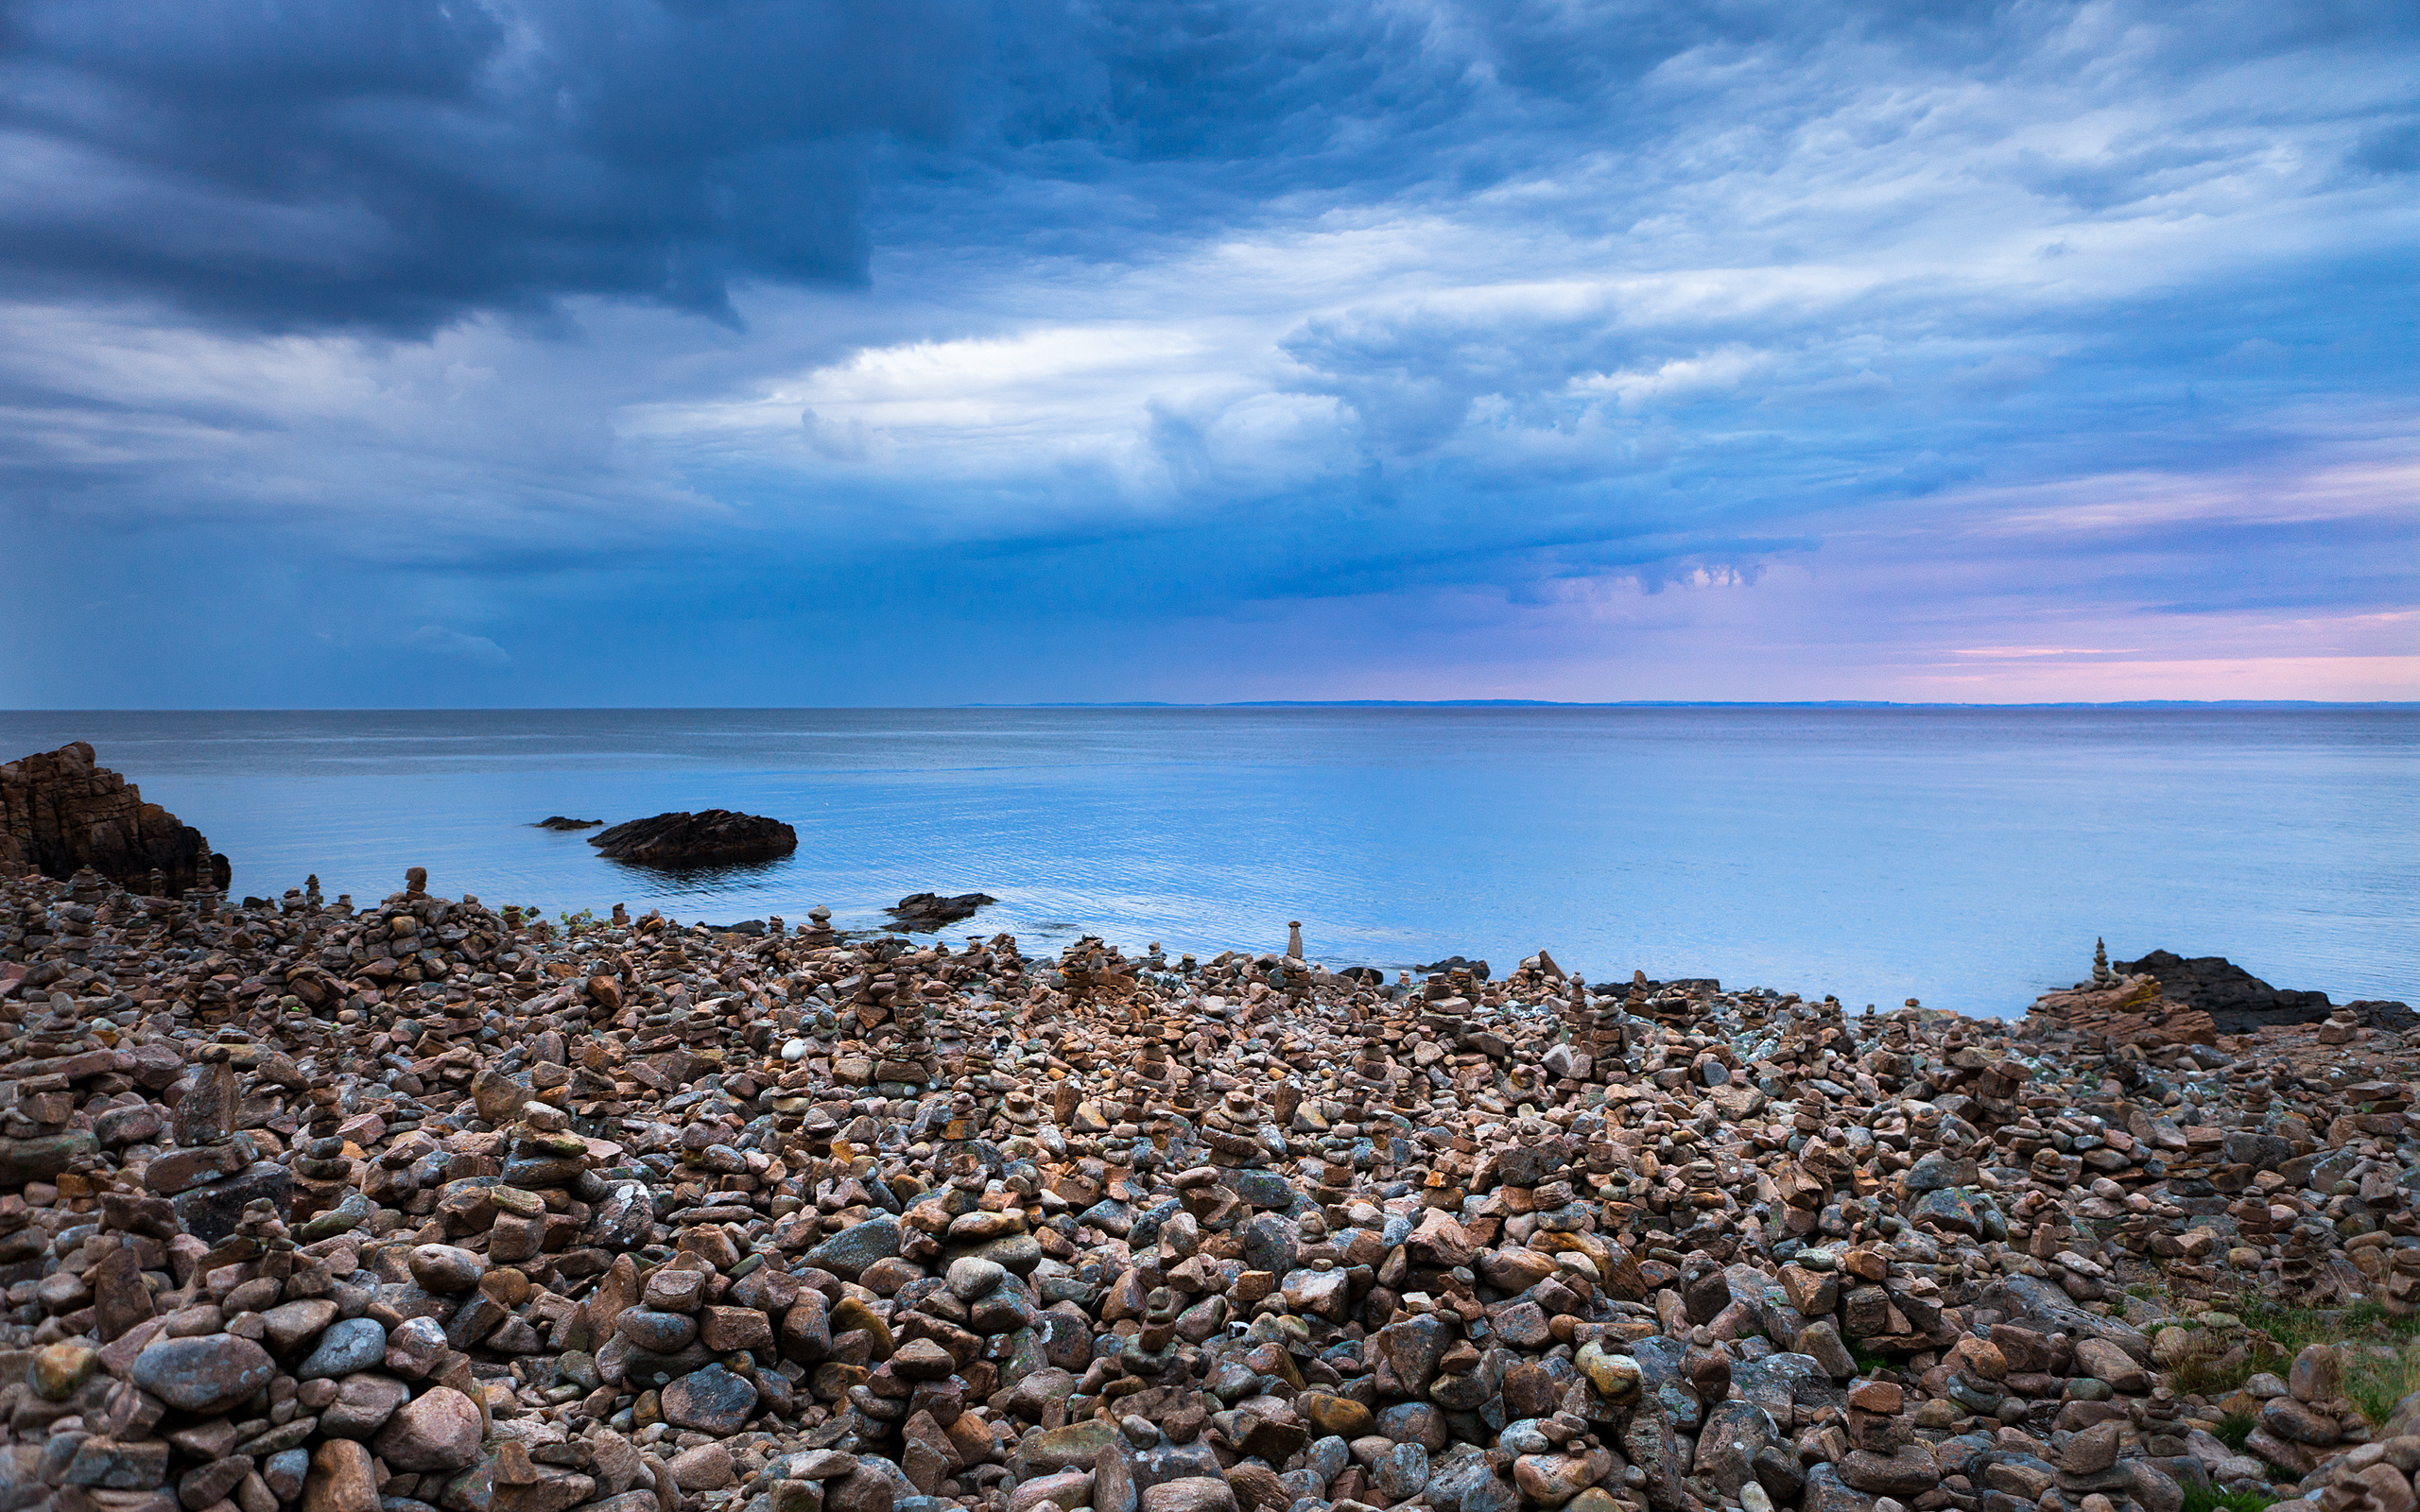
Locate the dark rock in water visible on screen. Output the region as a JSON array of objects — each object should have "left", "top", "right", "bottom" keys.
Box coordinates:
[
  {"left": 534, "top": 816, "right": 603, "bottom": 831},
  {"left": 2115, "top": 949, "right": 2413, "bottom": 1033},
  {"left": 888, "top": 892, "right": 997, "bottom": 932},
  {"left": 1, "top": 742, "right": 228, "bottom": 893},
  {"left": 590, "top": 811, "right": 796, "bottom": 868},
  {"left": 704, "top": 919, "right": 768, "bottom": 937},
  {"left": 1417, "top": 955, "right": 1491, "bottom": 978}
]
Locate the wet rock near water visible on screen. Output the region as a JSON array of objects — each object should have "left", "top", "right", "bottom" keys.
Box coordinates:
[
  {"left": 590, "top": 812, "right": 798, "bottom": 868},
  {"left": 2113, "top": 951, "right": 2416, "bottom": 1036},
  {"left": 888, "top": 896, "right": 998, "bottom": 933},
  {"left": 3, "top": 851, "right": 2419, "bottom": 1512},
  {"left": 537, "top": 819, "right": 606, "bottom": 832}
]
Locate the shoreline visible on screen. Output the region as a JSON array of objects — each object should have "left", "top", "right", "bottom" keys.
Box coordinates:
[{"left": 1, "top": 861, "right": 2418, "bottom": 1512}]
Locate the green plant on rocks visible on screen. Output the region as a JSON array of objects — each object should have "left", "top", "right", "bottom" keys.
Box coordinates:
[{"left": 2181, "top": 1486, "right": 2273, "bottom": 1512}]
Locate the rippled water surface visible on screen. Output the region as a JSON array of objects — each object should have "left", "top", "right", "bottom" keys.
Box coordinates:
[{"left": 2, "top": 707, "right": 2411, "bottom": 1016}]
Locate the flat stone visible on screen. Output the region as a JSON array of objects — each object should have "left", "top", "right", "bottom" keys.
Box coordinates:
[{"left": 1140, "top": 1479, "right": 1236, "bottom": 1512}]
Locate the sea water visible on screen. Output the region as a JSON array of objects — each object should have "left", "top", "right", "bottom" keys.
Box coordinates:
[{"left": 1, "top": 706, "right": 2411, "bottom": 1016}]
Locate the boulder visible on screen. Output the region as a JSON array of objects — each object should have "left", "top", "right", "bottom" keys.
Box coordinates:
[{"left": 589, "top": 810, "right": 797, "bottom": 867}]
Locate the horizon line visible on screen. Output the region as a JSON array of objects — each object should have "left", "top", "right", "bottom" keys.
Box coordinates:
[{"left": 5, "top": 699, "right": 2416, "bottom": 713}]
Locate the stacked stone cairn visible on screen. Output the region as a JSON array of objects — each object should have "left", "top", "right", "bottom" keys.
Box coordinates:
[{"left": 6, "top": 856, "right": 2420, "bottom": 1512}]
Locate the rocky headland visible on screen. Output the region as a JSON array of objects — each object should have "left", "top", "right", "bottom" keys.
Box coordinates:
[
  {"left": 0, "top": 826, "right": 2415, "bottom": 1512},
  {"left": 0, "top": 744, "right": 227, "bottom": 895}
]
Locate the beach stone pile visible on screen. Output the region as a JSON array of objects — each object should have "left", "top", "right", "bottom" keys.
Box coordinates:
[{"left": 0, "top": 858, "right": 2417, "bottom": 1512}]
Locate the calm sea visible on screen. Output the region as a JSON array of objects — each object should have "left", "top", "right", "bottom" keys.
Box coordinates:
[{"left": 2, "top": 708, "right": 2411, "bottom": 1017}]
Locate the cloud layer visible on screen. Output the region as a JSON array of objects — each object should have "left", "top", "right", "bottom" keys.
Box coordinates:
[{"left": 2, "top": 0, "right": 2414, "bottom": 705}]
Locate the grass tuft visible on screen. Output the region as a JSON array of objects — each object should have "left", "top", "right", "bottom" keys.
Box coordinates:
[
  {"left": 2342, "top": 1347, "right": 2420, "bottom": 1428},
  {"left": 2341, "top": 1301, "right": 2420, "bottom": 1340},
  {"left": 2214, "top": 1410, "right": 2257, "bottom": 1452},
  {"left": 2183, "top": 1488, "right": 2273, "bottom": 1512}
]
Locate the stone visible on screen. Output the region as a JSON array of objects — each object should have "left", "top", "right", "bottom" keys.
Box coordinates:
[
  {"left": 132, "top": 1332, "right": 277, "bottom": 1414},
  {"left": 1840, "top": 1447, "right": 1939, "bottom": 1498},
  {"left": 384, "top": 1315, "right": 448, "bottom": 1378},
  {"left": 2289, "top": 1344, "right": 2340, "bottom": 1403},
  {"left": 1512, "top": 1452, "right": 1606, "bottom": 1507},
  {"left": 32, "top": 1339, "right": 98, "bottom": 1399},
  {"left": 318, "top": 1373, "right": 411, "bottom": 1439},
  {"left": 1007, "top": 1472, "right": 1090, "bottom": 1512},
  {"left": 2259, "top": 1397, "right": 2340, "bottom": 1447},
  {"left": 589, "top": 811, "right": 798, "bottom": 867},
  {"left": 888, "top": 893, "right": 998, "bottom": 932},
  {"left": 302, "top": 1439, "right": 379, "bottom": 1512},
  {"left": 661, "top": 1365, "right": 758, "bottom": 1434},
  {"left": 2063, "top": 1422, "right": 2121, "bottom": 1474},
  {"left": 297, "top": 1318, "right": 388, "bottom": 1380},
  {"left": 62, "top": 1437, "right": 171, "bottom": 1489},
  {"left": 371, "top": 1386, "right": 483, "bottom": 1471},
  {"left": 1298, "top": 1391, "right": 1374, "bottom": 1439},
  {"left": 172, "top": 1161, "right": 295, "bottom": 1243},
  {"left": 262, "top": 1297, "right": 341, "bottom": 1351},
  {"left": 666, "top": 1445, "right": 735, "bottom": 1491},
  {"left": 1020, "top": 1420, "right": 1122, "bottom": 1480},
  {"left": 1696, "top": 1401, "right": 1780, "bottom": 1497},
  {"left": 808, "top": 1216, "right": 903, "bottom": 1280},
  {"left": 1373, "top": 1442, "right": 1429, "bottom": 1503},
  {"left": 616, "top": 1308, "right": 699, "bottom": 1352},
  {"left": 1140, "top": 1480, "right": 1236, "bottom": 1512},
  {"left": 407, "top": 1245, "right": 485, "bottom": 1293},
  {"left": 2071, "top": 1336, "right": 2149, "bottom": 1394}
]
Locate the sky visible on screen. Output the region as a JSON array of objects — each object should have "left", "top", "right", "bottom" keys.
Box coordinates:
[{"left": 2, "top": 0, "right": 2415, "bottom": 707}]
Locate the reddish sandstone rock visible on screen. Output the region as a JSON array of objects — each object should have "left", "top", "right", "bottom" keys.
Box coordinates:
[{"left": 0, "top": 742, "right": 226, "bottom": 892}]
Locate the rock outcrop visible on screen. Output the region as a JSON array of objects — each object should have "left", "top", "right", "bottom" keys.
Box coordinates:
[
  {"left": 887, "top": 893, "right": 997, "bottom": 932},
  {"left": 588, "top": 811, "right": 797, "bottom": 868},
  {"left": 0, "top": 742, "right": 227, "bottom": 894},
  {"left": 2105, "top": 950, "right": 2416, "bottom": 1035},
  {"left": 535, "top": 817, "right": 603, "bottom": 832}
]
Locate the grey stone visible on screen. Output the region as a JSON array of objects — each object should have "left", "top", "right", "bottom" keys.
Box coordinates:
[
  {"left": 131, "top": 1333, "right": 277, "bottom": 1415},
  {"left": 1695, "top": 1401, "right": 1779, "bottom": 1497},
  {"left": 298, "top": 1318, "right": 388, "bottom": 1380},
  {"left": 806, "top": 1217, "right": 903, "bottom": 1280}
]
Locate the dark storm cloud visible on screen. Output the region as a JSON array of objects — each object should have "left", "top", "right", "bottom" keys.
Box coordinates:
[
  {"left": 0, "top": 0, "right": 2414, "bottom": 705},
  {"left": 0, "top": 0, "right": 970, "bottom": 330}
]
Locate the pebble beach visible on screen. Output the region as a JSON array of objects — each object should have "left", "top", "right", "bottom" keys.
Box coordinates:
[{"left": 5, "top": 748, "right": 2420, "bottom": 1512}]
